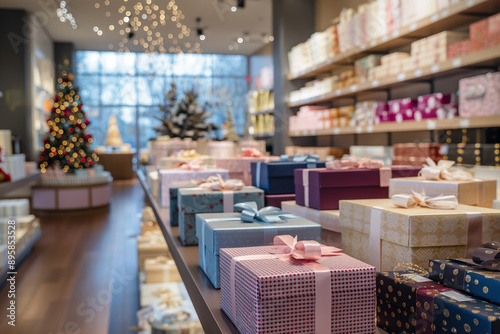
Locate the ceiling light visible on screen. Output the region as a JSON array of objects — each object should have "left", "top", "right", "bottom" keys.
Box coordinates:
[
  {"left": 93, "top": 26, "right": 99, "bottom": 32},
  {"left": 231, "top": 6, "right": 237, "bottom": 12},
  {"left": 228, "top": 45, "right": 234, "bottom": 50},
  {"left": 124, "top": 17, "right": 129, "bottom": 23},
  {"left": 109, "top": 25, "right": 114, "bottom": 31},
  {"left": 97, "top": 30, "right": 103, "bottom": 36},
  {"left": 199, "top": 34, "right": 205, "bottom": 40},
  {"left": 269, "top": 36, "right": 274, "bottom": 42},
  {"left": 237, "top": 37, "right": 243, "bottom": 43}
]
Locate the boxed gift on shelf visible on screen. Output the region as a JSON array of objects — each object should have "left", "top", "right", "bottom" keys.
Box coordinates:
[
  {"left": 295, "top": 160, "right": 420, "bottom": 210},
  {"left": 264, "top": 194, "right": 295, "bottom": 209},
  {"left": 137, "top": 231, "right": 169, "bottom": 268},
  {"left": 196, "top": 204, "right": 321, "bottom": 288},
  {"left": 339, "top": 198, "right": 500, "bottom": 271},
  {"left": 3, "top": 154, "right": 26, "bottom": 181},
  {"left": 220, "top": 236, "right": 376, "bottom": 333},
  {"left": 214, "top": 156, "right": 279, "bottom": 186},
  {"left": 285, "top": 146, "right": 349, "bottom": 161},
  {"left": 0, "top": 199, "right": 30, "bottom": 217},
  {"left": 459, "top": 72, "right": 500, "bottom": 117},
  {"left": 144, "top": 256, "right": 182, "bottom": 284}
]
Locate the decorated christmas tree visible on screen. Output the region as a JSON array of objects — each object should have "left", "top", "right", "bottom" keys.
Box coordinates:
[
  {"left": 223, "top": 101, "right": 240, "bottom": 142},
  {"left": 154, "top": 82, "right": 218, "bottom": 139},
  {"left": 104, "top": 114, "right": 123, "bottom": 147},
  {"left": 39, "top": 61, "right": 98, "bottom": 173}
]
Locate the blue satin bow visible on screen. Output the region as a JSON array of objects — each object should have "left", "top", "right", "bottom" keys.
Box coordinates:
[{"left": 234, "top": 202, "right": 297, "bottom": 224}]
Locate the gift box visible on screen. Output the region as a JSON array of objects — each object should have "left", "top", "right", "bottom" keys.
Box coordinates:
[
  {"left": 389, "top": 176, "right": 496, "bottom": 207},
  {"left": 459, "top": 72, "right": 500, "bottom": 117},
  {"left": 159, "top": 155, "right": 214, "bottom": 169},
  {"left": 0, "top": 130, "right": 12, "bottom": 156},
  {"left": 178, "top": 186, "right": 264, "bottom": 246},
  {"left": 388, "top": 98, "right": 417, "bottom": 114},
  {"left": 3, "top": 154, "right": 26, "bottom": 181},
  {"left": 144, "top": 256, "right": 182, "bottom": 284},
  {"left": 429, "top": 259, "right": 500, "bottom": 306},
  {"left": 196, "top": 211, "right": 321, "bottom": 288},
  {"left": 376, "top": 271, "right": 447, "bottom": 334},
  {"left": 264, "top": 194, "right": 295, "bottom": 209},
  {"left": 137, "top": 231, "right": 169, "bottom": 268},
  {"left": 339, "top": 199, "right": 500, "bottom": 272},
  {"left": 158, "top": 169, "right": 229, "bottom": 207},
  {"left": 281, "top": 200, "right": 341, "bottom": 247},
  {"left": 0, "top": 199, "right": 29, "bottom": 217},
  {"left": 413, "top": 104, "right": 458, "bottom": 121},
  {"left": 295, "top": 166, "right": 420, "bottom": 210},
  {"left": 251, "top": 161, "right": 326, "bottom": 195},
  {"left": 441, "top": 143, "right": 482, "bottom": 165},
  {"left": 481, "top": 144, "right": 500, "bottom": 166},
  {"left": 169, "top": 181, "right": 202, "bottom": 227},
  {"left": 433, "top": 289, "right": 500, "bottom": 333},
  {"left": 215, "top": 156, "right": 279, "bottom": 186},
  {"left": 391, "top": 156, "right": 430, "bottom": 167},
  {"left": 393, "top": 143, "right": 442, "bottom": 160},
  {"left": 208, "top": 141, "right": 236, "bottom": 158},
  {"left": 220, "top": 240, "right": 376, "bottom": 333},
  {"left": 417, "top": 93, "right": 452, "bottom": 111}
]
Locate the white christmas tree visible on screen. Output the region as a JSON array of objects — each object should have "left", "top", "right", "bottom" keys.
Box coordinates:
[{"left": 104, "top": 114, "right": 123, "bottom": 147}]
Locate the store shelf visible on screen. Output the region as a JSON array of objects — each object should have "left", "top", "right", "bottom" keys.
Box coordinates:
[
  {"left": 253, "top": 131, "right": 275, "bottom": 138},
  {"left": 287, "top": 0, "right": 499, "bottom": 80},
  {"left": 289, "top": 115, "right": 500, "bottom": 137},
  {"left": 0, "top": 172, "right": 41, "bottom": 197},
  {"left": 250, "top": 108, "right": 274, "bottom": 116},
  {"left": 288, "top": 45, "right": 500, "bottom": 108},
  {"left": 137, "top": 170, "right": 238, "bottom": 334}
]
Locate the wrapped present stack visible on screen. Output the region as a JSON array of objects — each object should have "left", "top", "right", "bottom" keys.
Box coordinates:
[{"left": 289, "top": 105, "right": 355, "bottom": 132}]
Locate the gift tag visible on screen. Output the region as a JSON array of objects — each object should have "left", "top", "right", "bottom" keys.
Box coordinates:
[
  {"left": 414, "top": 68, "right": 422, "bottom": 77},
  {"left": 409, "top": 23, "right": 417, "bottom": 31},
  {"left": 452, "top": 58, "right": 462, "bottom": 68},
  {"left": 431, "top": 14, "right": 439, "bottom": 22},
  {"left": 431, "top": 64, "right": 440, "bottom": 73},
  {"left": 397, "top": 73, "right": 406, "bottom": 81},
  {"left": 460, "top": 118, "right": 470, "bottom": 128},
  {"left": 350, "top": 85, "right": 358, "bottom": 92},
  {"left": 371, "top": 80, "right": 379, "bottom": 87},
  {"left": 402, "top": 274, "right": 432, "bottom": 283},
  {"left": 440, "top": 291, "right": 475, "bottom": 302},
  {"left": 427, "top": 120, "right": 436, "bottom": 130}
]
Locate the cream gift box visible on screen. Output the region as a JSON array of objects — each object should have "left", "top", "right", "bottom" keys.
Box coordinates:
[
  {"left": 0, "top": 199, "right": 30, "bottom": 217},
  {"left": 281, "top": 200, "right": 341, "bottom": 247},
  {"left": 159, "top": 155, "right": 214, "bottom": 169},
  {"left": 158, "top": 168, "right": 229, "bottom": 207},
  {"left": 389, "top": 177, "right": 496, "bottom": 207},
  {"left": 144, "top": 256, "right": 182, "bottom": 284},
  {"left": 219, "top": 238, "right": 376, "bottom": 334},
  {"left": 137, "top": 231, "right": 169, "bottom": 268},
  {"left": 339, "top": 198, "right": 500, "bottom": 272}
]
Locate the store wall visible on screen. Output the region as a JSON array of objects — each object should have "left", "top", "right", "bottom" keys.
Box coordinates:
[{"left": 0, "top": 9, "right": 31, "bottom": 156}]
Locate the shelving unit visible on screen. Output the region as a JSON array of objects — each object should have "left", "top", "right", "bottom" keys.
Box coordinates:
[
  {"left": 137, "top": 169, "right": 238, "bottom": 334},
  {"left": 289, "top": 115, "right": 500, "bottom": 137},
  {"left": 253, "top": 131, "right": 275, "bottom": 138},
  {"left": 0, "top": 172, "right": 41, "bottom": 197},
  {"left": 250, "top": 108, "right": 274, "bottom": 116},
  {"left": 288, "top": 45, "right": 500, "bottom": 108},
  {"left": 287, "top": 0, "right": 499, "bottom": 81}
]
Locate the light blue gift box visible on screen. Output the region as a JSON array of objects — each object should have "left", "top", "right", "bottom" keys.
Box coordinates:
[{"left": 195, "top": 203, "right": 322, "bottom": 289}]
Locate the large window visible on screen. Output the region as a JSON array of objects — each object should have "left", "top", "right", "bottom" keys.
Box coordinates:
[{"left": 76, "top": 51, "right": 248, "bottom": 149}]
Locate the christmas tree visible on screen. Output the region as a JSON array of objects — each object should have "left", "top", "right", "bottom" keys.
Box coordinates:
[
  {"left": 223, "top": 101, "right": 240, "bottom": 142},
  {"left": 39, "top": 61, "right": 98, "bottom": 173},
  {"left": 154, "top": 82, "right": 218, "bottom": 140},
  {"left": 104, "top": 114, "right": 123, "bottom": 147}
]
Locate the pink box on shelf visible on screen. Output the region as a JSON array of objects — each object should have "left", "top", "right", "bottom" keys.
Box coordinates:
[
  {"left": 413, "top": 104, "right": 458, "bottom": 121},
  {"left": 388, "top": 98, "right": 417, "bottom": 114},
  {"left": 220, "top": 244, "right": 376, "bottom": 334},
  {"left": 459, "top": 72, "right": 500, "bottom": 117},
  {"left": 417, "top": 93, "right": 451, "bottom": 111}
]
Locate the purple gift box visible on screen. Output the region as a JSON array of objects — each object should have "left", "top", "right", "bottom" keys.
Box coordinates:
[
  {"left": 295, "top": 166, "right": 421, "bottom": 210},
  {"left": 414, "top": 104, "right": 458, "bottom": 121},
  {"left": 417, "top": 93, "right": 451, "bottom": 111},
  {"left": 388, "top": 98, "right": 417, "bottom": 114},
  {"left": 264, "top": 194, "right": 296, "bottom": 209}
]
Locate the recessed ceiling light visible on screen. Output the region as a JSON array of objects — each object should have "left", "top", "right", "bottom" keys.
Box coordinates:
[
  {"left": 93, "top": 26, "right": 99, "bottom": 32},
  {"left": 237, "top": 37, "right": 243, "bottom": 43},
  {"left": 231, "top": 6, "right": 237, "bottom": 12},
  {"left": 269, "top": 36, "right": 274, "bottom": 41}
]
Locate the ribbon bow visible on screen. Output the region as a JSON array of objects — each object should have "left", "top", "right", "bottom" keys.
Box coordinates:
[
  {"left": 326, "top": 156, "right": 384, "bottom": 170},
  {"left": 198, "top": 174, "right": 244, "bottom": 191},
  {"left": 472, "top": 241, "right": 500, "bottom": 271},
  {"left": 270, "top": 235, "right": 342, "bottom": 261},
  {"left": 292, "top": 153, "right": 320, "bottom": 162},
  {"left": 236, "top": 147, "right": 264, "bottom": 158},
  {"left": 419, "top": 157, "right": 472, "bottom": 181},
  {"left": 234, "top": 202, "right": 297, "bottom": 224},
  {"left": 179, "top": 159, "right": 207, "bottom": 171},
  {"left": 392, "top": 191, "right": 459, "bottom": 209}
]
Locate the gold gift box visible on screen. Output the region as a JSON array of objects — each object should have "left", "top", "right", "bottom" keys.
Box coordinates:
[
  {"left": 137, "top": 232, "right": 169, "bottom": 268},
  {"left": 339, "top": 198, "right": 500, "bottom": 271},
  {"left": 389, "top": 177, "right": 496, "bottom": 207},
  {"left": 144, "top": 256, "right": 182, "bottom": 284}
]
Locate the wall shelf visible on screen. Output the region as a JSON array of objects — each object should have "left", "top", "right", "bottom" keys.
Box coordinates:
[
  {"left": 137, "top": 170, "right": 238, "bottom": 334},
  {"left": 287, "top": 0, "right": 500, "bottom": 80},
  {"left": 289, "top": 115, "right": 500, "bottom": 137},
  {"left": 288, "top": 45, "right": 500, "bottom": 108},
  {"left": 0, "top": 172, "right": 41, "bottom": 197}
]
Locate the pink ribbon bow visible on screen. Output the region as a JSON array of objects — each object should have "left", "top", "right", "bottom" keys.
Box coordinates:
[
  {"left": 198, "top": 174, "right": 244, "bottom": 191},
  {"left": 236, "top": 147, "right": 264, "bottom": 158},
  {"left": 326, "top": 156, "right": 384, "bottom": 170},
  {"left": 270, "top": 235, "right": 342, "bottom": 260},
  {"left": 179, "top": 159, "right": 207, "bottom": 171}
]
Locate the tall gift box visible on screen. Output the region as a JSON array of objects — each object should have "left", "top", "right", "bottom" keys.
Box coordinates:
[
  {"left": 251, "top": 161, "right": 326, "bottom": 195},
  {"left": 158, "top": 169, "right": 229, "bottom": 207},
  {"left": 282, "top": 200, "right": 341, "bottom": 247},
  {"left": 429, "top": 258, "right": 500, "bottom": 306},
  {"left": 339, "top": 198, "right": 500, "bottom": 272},
  {"left": 196, "top": 210, "right": 321, "bottom": 288},
  {"left": 459, "top": 72, "right": 500, "bottom": 117},
  {"left": 389, "top": 175, "right": 496, "bottom": 207},
  {"left": 295, "top": 165, "right": 420, "bottom": 210},
  {"left": 220, "top": 239, "right": 376, "bottom": 333},
  {"left": 169, "top": 181, "right": 202, "bottom": 227},
  {"left": 178, "top": 186, "right": 264, "bottom": 246},
  {"left": 376, "top": 271, "right": 449, "bottom": 334}
]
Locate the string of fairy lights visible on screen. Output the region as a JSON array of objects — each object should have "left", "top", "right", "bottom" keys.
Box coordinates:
[{"left": 93, "top": 0, "right": 201, "bottom": 54}]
